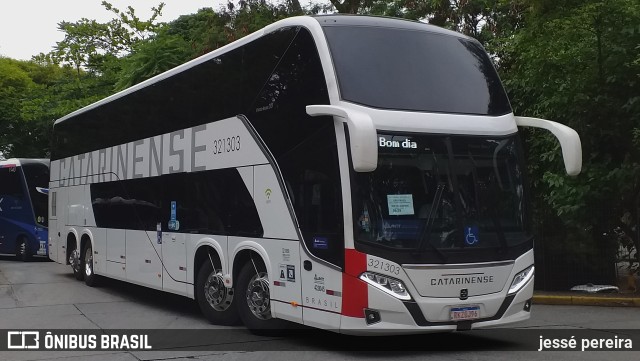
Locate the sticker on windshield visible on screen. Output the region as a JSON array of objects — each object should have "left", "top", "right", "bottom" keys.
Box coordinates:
[
  {"left": 387, "top": 194, "right": 414, "bottom": 215},
  {"left": 465, "top": 226, "right": 479, "bottom": 245}
]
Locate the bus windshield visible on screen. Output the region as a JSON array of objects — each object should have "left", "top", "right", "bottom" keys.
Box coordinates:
[
  {"left": 352, "top": 133, "right": 529, "bottom": 253},
  {"left": 22, "top": 163, "right": 49, "bottom": 227},
  {"left": 322, "top": 25, "right": 511, "bottom": 115}
]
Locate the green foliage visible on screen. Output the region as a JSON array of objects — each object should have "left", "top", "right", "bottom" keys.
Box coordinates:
[
  {"left": 0, "top": 58, "right": 36, "bottom": 156},
  {"left": 116, "top": 0, "right": 319, "bottom": 88},
  {"left": 501, "top": 0, "right": 640, "bottom": 274},
  {"left": 2, "top": 0, "right": 639, "bottom": 283},
  {"left": 0, "top": 57, "right": 108, "bottom": 157},
  {"left": 50, "top": 1, "right": 165, "bottom": 75},
  {"left": 115, "top": 34, "right": 191, "bottom": 90}
]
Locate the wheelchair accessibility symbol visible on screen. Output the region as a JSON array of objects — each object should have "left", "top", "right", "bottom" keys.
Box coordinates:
[{"left": 465, "top": 226, "right": 479, "bottom": 245}]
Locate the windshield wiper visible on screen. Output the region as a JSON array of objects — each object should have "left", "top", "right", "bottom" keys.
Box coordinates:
[
  {"left": 416, "top": 182, "right": 447, "bottom": 262},
  {"left": 467, "top": 150, "right": 509, "bottom": 254},
  {"left": 477, "top": 180, "right": 509, "bottom": 253}
]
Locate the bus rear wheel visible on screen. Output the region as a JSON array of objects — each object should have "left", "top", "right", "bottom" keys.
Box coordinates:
[
  {"left": 15, "top": 236, "right": 30, "bottom": 262},
  {"left": 84, "top": 244, "right": 99, "bottom": 287},
  {"left": 236, "top": 260, "right": 288, "bottom": 335},
  {"left": 69, "top": 244, "right": 84, "bottom": 281},
  {"left": 195, "top": 260, "right": 240, "bottom": 325}
]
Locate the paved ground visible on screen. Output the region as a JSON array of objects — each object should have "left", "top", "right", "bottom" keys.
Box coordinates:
[
  {"left": 533, "top": 290, "right": 640, "bottom": 307},
  {"left": 0, "top": 256, "right": 638, "bottom": 360}
]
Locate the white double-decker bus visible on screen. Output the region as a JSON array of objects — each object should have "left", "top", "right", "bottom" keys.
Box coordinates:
[{"left": 48, "top": 15, "right": 581, "bottom": 334}]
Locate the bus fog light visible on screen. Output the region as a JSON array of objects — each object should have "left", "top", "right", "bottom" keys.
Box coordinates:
[
  {"left": 364, "top": 308, "right": 381, "bottom": 325},
  {"left": 508, "top": 266, "right": 534, "bottom": 295},
  {"left": 360, "top": 272, "right": 411, "bottom": 300}
]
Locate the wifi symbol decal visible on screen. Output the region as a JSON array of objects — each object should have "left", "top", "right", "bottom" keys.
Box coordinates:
[{"left": 265, "top": 188, "right": 272, "bottom": 200}]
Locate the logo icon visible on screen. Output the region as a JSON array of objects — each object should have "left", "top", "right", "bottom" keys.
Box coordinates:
[
  {"left": 265, "top": 188, "right": 272, "bottom": 200},
  {"left": 460, "top": 288, "right": 469, "bottom": 300},
  {"left": 286, "top": 265, "right": 295, "bottom": 282},
  {"left": 465, "top": 226, "right": 479, "bottom": 245},
  {"left": 7, "top": 331, "right": 40, "bottom": 349}
]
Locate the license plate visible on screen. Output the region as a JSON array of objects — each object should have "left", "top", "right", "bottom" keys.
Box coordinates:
[
  {"left": 450, "top": 305, "right": 480, "bottom": 321},
  {"left": 38, "top": 241, "right": 47, "bottom": 255}
]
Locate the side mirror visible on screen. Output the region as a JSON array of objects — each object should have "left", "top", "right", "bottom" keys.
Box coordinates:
[
  {"left": 306, "top": 105, "right": 378, "bottom": 172},
  {"left": 515, "top": 116, "right": 582, "bottom": 176}
]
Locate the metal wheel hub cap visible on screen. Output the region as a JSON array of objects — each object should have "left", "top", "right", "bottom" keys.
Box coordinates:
[
  {"left": 246, "top": 272, "right": 271, "bottom": 320},
  {"left": 205, "top": 272, "right": 233, "bottom": 311},
  {"left": 85, "top": 251, "right": 93, "bottom": 277},
  {"left": 70, "top": 249, "right": 80, "bottom": 272}
]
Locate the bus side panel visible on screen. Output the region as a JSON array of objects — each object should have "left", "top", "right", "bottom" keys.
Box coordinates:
[
  {"left": 47, "top": 188, "right": 58, "bottom": 262},
  {"left": 92, "top": 228, "right": 106, "bottom": 275},
  {"left": 252, "top": 165, "right": 298, "bottom": 240},
  {"left": 229, "top": 237, "right": 303, "bottom": 324},
  {"left": 48, "top": 160, "right": 59, "bottom": 262},
  {"left": 161, "top": 231, "right": 187, "bottom": 295},
  {"left": 186, "top": 235, "right": 229, "bottom": 299},
  {"left": 67, "top": 185, "right": 85, "bottom": 227},
  {"left": 265, "top": 239, "right": 303, "bottom": 323},
  {"left": 106, "top": 228, "right": 125, "bottom": 264},
  {"left": 300, "top": 254, "right": 342, "bottom": 330},
  {"left": 55, "top": 187, "right": 69, "bottom": 264},
  {"left": 126, "top": 229, "right": 163, "bottom": 289},
  {"left": 83, "top": 185, "right": 96, "bottom": 227}
]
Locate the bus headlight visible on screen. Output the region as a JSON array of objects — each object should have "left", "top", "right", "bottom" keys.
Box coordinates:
[
  {"left": 508, "top": 265, "right": 534, "bottom": 295},
  {"left": 360, "top": 272, "right": 411, "bottom": 300}
]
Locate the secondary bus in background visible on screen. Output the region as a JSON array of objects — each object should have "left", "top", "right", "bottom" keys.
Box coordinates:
[
  {"left": 0, "top": 158, "right": 49, "bottom": 261},
  {"left": 47, "top": 15, "right": 581, "bottom": 334}
]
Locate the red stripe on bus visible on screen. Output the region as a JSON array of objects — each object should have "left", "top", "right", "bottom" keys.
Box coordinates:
[
  {"left": 345, "top": 248, "right": 367, "bottom": 276},
  {"left": 342, "top": 249, "right": 367, "bottom": 318}
]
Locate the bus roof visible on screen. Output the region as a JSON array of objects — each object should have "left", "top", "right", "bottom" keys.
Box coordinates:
[
  {"left": 0, "top": 158, "right": 49, "bottom": 168},
  {"left": 52, "top": 15, "right": 470, "bottom": 128},
  {"left": 313, "top": 14, "right": 470, "bottom": 39}
]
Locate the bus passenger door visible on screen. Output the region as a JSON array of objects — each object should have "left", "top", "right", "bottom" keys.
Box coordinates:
[
  {"left": 56, "top": 188, "right": 69, "bottom": 264},
  {"left": 47, "top": 188, "right": 58, "bottom": 262}
]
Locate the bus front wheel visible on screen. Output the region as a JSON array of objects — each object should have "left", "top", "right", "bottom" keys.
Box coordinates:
[
  {"left": 236, "top": 260, "right": 287, "bottom": 335},
  {"left": 15, "top": 236, "right": 30, "bottom": 262},
  {"left": 195, "top": 260, "right": 240, "bottom": 325}
]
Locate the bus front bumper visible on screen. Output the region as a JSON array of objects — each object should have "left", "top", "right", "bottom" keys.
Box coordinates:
[{"left": 338, "top": 275, "right": 534, "bottom": 335}]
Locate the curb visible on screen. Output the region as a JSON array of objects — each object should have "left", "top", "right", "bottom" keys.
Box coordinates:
[{"left": 532, "top": 294, "right": 640, "bottom": 307}]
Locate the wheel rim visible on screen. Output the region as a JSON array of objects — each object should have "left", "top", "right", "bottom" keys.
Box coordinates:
[
  {"left": 204, "top": 271, "right": 233, "bottom": 311},
  {"left": 18, "top": 240, "right": 26, "bottom": 257},
  {"left": 84, "top": 248, "right": 93, "bottom": 277},
  {"left": 245, "top": 271, "right": 271, "bottom": 320},
  {"left": 70, "top": 249, "right": 80, "bottom": 273}
]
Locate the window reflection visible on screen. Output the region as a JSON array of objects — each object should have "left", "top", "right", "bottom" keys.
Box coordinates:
[{"left": 353, "top": 134, "right": 528, "bottom": 251}]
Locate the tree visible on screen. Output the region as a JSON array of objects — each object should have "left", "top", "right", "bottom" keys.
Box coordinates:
[
  {"left": 0, "top": 57, "right": 108, "bottom": 158},
  {"left": 49, "top": 1, "right": 165, "bottom": 78},
  {"left": 115, "top": 34, "right": 191, "bottom": 90},
  {"left": 115, "top": 0, "right": 321, "bottom": 90},
  {"left": 0, "top": 58, "right": 36, "bottom": 156},
  {"left": 500, "top": 0, "right": 640, "bottom": 287}
]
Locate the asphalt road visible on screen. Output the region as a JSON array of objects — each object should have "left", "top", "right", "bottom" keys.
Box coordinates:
[{"left": 0, "top": 256, "right": 638, "bottom": 360}]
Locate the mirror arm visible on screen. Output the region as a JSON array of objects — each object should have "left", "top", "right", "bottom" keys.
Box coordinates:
[
  {"left": 306, "top": 105, "right": 378, "bottom": 172},
  {"left": 515, "top": 116, "right": 582, "bottom": 176}
]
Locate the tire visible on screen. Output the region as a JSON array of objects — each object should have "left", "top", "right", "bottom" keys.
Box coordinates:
[
  {"left": 15, "top": 237, "right": 30, "bottom": 262},
  {"left": 236, "top": 259, "right": 288, "bottom": 335},
  {"left": 69, "top": 242, "right": 84, "bottom": 281},
  {"left": 84, "top": 243, "right": 99, "bottom": 287},
  {"left": 195, "top": 260, "right": 240, "bottom": 325}
]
